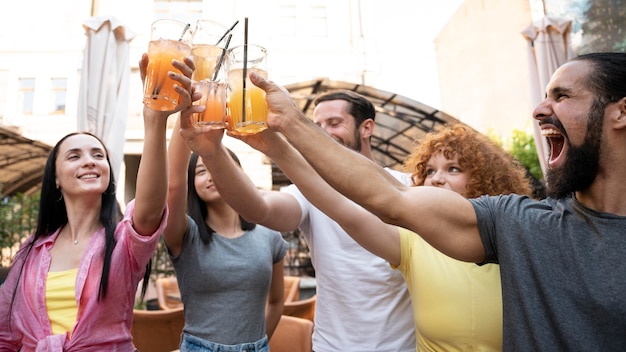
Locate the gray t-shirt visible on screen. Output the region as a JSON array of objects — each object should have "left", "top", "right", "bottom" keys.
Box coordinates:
[
  {"left": 471, "top": 194, "right": 626, "bottom": 351},
  {"left": 171, "top": 216, "right": 288, "bottom": 344}
]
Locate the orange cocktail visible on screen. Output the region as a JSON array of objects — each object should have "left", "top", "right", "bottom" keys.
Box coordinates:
[
  {"left": 194, "top": 80, "right": 227, "bottom": 127},
  {"left": 143, "top": 20, "right": 192, "bottom": 111}
]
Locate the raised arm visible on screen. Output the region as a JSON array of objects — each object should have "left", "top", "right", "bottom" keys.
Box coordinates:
[
  {"left": 236, "top": 129, "right": 402, "bottom": 265},
  {"left": 177, "top": 103, "right": 302, "bottom": 232},
  {"left": 250, "top": 73, "right": 485, "bottom": 262},
  {"left": 163, "top": 114, "right": 195, "bottom": 255},
  {"left": 133, "top": 53, "right": 193, "bottom": 236}
]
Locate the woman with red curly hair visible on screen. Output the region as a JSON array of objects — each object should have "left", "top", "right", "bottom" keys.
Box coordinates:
[
  {"left": 405, "top": 124, "right": 532, "bottom": 198},
  {"left": 228, "top": 123, "right": 533, "bottom": 351}
]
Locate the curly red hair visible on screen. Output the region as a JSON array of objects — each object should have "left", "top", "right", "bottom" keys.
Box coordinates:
[{"left": 403, "top": 124, "right": 532, "bottom": 198}]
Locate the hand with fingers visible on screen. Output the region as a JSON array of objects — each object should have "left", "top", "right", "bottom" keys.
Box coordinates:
[
  {"left": 247, "top": 71, "right": 307, "bottom": 133},
  {"left": 225, "top": 128, "right": 285, "bottom": 158},
  {"left": 140, "top": 53, "right": 196, "bottom": 118},
  {"left": 178, "top": 93, "right": 226, "bottom": 159}
]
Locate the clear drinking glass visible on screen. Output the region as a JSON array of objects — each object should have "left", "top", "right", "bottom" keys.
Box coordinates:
[
  {"left": 226, "top": 44, "right": 269, "bottom": 135},
  {"left": 143, "top": 19, "right": 192, "bottom": 111}
]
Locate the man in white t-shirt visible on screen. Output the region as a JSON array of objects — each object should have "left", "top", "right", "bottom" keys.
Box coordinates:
[{"left": 180, "top": 90, "right": 415, "bottom": 351}]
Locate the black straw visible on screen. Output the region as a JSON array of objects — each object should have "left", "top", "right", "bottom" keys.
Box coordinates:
[
  {"left": 215, "top": 20, "right": 239, "bottom": 46},
  {"left": 212, "top": 34, "right": 232, "bottom": 81},
  {"left": 242, "top": 18, "right": 248, "bottom": 124},
  {"left": 179, "top": 23, "right": 191, "bottom": 41}
]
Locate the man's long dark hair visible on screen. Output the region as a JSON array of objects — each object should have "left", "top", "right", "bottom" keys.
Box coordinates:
[
  {"left": 573, "top": 52, "right": 626, "bottom": 104},
  {"left": 186, "top": 150, "right": 256, "bottom": 243}
]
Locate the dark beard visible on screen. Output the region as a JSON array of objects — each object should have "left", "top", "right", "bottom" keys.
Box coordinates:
[
  {"left": 545, "top": 100, "right": 604, "bottom": 198},
  {"left": 351, "top": 128, "right": 362, "bottom": 152},
  {"left": 342, "top": 127, "right": 362, "bottom": 152}
]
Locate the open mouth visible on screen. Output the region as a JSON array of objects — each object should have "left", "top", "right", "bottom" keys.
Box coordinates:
[{"left": 541, "top": 128, "right": 565, "bottom": 164}]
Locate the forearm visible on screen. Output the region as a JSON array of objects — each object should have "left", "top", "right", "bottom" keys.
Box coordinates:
[
  {"left": 134, "top": 108, "right": 168, "bottom": 235},
  {"left": 277, "top": 115, "right": 405, "bottom": 218},
  {"left": 265, "top": 300, "right": 283, "bottom": 339},
  {"left": 198, "top": 145, "right": 272, "bottom": 223},
  {"left": 164, "top": 118, "right": 191, "bottom": 251},
  {"left": 249, "top": 74, "right": 485, "bottom": 262},
  {"left": 249, "top": 71, "right": 405, "bottom": 220},
  {"left": 265, "top": 260, "right": 285, "bottom": 339},
  {"left": 0, "top": 267, "right": 22, "bottom": 348},
  {"left": 269, "top": 134, "right": 400, "bottom": 264},
  {"left": 278, "top": 119, "right": 483, "bottom": 262}
]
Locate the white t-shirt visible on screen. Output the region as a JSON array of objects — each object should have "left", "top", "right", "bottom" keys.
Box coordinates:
[{"left": 282, "top": 168, "right": 415, "bottom": 352}]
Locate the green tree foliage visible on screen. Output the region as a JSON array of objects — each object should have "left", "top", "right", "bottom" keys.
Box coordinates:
[
  {"left": 508, "top": 130, "right": 543, "bottom": 181},
  {"left": 487, "top": 129, "right": 545, "bottom": 198},
  {"left": 487, "top": 129, "right": 543, "bottom": 181},
  {"left": 0, "top": 192, "right": 40, "bottom": 265},
  {"left": 578, "top": 0, "right": 626, "bottom": 53}
]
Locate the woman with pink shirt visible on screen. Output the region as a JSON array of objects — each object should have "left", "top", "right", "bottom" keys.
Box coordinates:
[{"left": 0, "top": 53, "right": 194, "bottom": 351}]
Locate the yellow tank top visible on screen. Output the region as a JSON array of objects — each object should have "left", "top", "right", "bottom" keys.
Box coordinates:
[{"left": 46, "top": 268, "right": 78, "bottom": 336}]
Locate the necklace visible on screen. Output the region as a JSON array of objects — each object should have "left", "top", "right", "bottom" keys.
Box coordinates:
[{"left": 64, "top": 224, "right": 98, "bottom": 246}]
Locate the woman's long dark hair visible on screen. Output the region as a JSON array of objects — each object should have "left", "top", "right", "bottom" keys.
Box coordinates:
[
  {"left": 186, "top": 150, "right": 256, "bottom": 243},
  {"left": 8, "top": 132, "right": 151, "bottom": 326}
]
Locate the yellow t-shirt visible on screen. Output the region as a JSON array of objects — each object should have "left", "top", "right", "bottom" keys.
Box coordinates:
[
  {"left": 394, "top": 228, "right": 503, "bottom": 351},
  {"left": 46, "top": 268, "right": 78, "bottom": 336}
]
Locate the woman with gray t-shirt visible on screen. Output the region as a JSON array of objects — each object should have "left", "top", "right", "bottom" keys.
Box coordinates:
[{"left": 164, "top": 117, "right": 288, "bottom": 352}]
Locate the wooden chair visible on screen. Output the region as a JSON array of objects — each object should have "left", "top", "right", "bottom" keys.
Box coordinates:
[
  {"left": 283, "top": 294, "right": 316, "bottom": 322},
  {"left": 269, "top": 315, "right": 314, "bottom": 352},
  {"left": 131, "top": 307, "right": 184, "bottom": 352},
  {"left": 283, "top": 276, "right": 301, "bottom": 303},
  {"left": 156, "top": 276, "right": 183, "bottom": 310}
]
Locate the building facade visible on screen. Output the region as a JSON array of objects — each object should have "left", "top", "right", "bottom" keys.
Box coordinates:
[{"left": 434, "top": 0, "right": 626, "bottom": 142}]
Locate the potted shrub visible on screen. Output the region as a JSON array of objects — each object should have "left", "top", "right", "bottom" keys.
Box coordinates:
[{"left": 142, "top": 238, "right": 175, "bottom": 310}]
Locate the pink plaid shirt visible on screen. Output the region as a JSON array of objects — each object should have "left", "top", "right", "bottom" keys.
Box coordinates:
[{"left": 0, "top": 200, "right": 166, "bottom": 351}]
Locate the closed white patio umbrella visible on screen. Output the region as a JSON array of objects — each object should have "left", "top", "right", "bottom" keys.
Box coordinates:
[
  {"left": 78, "top": 16, "right": 136, "bottom": 183},
  {"left": 521, "top": 16, "right": 573, "bottom": 175}
]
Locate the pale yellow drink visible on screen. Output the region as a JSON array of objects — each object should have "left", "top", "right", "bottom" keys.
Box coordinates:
[
  {"left": 227, "top": 67, "right": 268, "bottom": 135},
  {"left": 191, "top": 45, "right": 224, "bottom": 82},
  {"left": 194, "top": 80, "right": 227, "bottom": 127}
]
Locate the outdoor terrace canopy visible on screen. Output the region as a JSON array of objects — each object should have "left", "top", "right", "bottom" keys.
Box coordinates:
[
  {"left": 0, "top": 127, "right": 52, "bottom": 198},
  {"left": 273, "top": 78, "right": 464, "bottom": 187}
]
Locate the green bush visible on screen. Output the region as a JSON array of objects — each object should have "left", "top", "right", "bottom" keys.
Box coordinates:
[
  {"left": 0, "top": 192, "right": 40, "bottom": 266},
  {"left": 150, "top": 237, "right": 175, "bottom": 283},
  {"left": 488, "top": 129, "right": 543, "bottom": 181},
  {"left": 508, "top": 130, "right": 543, "bottom": 181}
]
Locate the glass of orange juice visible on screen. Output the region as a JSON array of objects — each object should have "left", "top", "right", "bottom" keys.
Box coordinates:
[
  {"left": 191, "top": 19, "right": 228, "bottom": 82},
  {"left": 190, "top": 19, "right": 230, "bottom": 127},
  {"left": 143, "top": 19, "right": 192, "bottom": 111},
  {"left": 226, "top": 44, "right": 268, "bottom": 135},
  {"left": 194, "top": 80, "right": 227, "bottom": 127}
]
